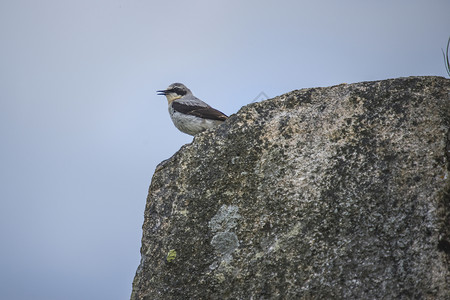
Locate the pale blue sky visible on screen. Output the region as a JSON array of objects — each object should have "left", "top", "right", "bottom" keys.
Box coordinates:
[{"left": 1, "top": 1, "right": 449, "bottom": 299}]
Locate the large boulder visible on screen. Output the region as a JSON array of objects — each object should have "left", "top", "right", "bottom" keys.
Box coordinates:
[{"left": 132, "top": 76, "right": 450, "bottom": 299}]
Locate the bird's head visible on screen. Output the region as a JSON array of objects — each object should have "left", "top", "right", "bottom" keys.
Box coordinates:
[{"left": 157, "top": 83, "right": 192, "bottom": 104}]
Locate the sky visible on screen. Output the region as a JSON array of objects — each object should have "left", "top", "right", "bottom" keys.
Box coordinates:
[{"left": 0, "top": 1, "right": 449, "bottom": 299}]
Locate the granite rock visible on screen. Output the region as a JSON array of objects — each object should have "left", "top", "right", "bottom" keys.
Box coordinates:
[{"left": 132, "top": 76, "right": 450, "bottom": 299}]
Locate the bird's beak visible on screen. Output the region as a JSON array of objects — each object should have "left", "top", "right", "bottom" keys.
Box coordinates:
[{"left": 157, "top": 90, "right": 167, "bottom": 96}]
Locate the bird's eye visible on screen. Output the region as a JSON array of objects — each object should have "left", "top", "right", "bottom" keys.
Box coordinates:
[{"left": 172, "top": 88, "right": 187, "bottom": 96}]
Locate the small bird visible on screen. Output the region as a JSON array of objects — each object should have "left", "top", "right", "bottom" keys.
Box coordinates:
[{"left": 157, "top": 83, "right": 228, "bottom": 136}]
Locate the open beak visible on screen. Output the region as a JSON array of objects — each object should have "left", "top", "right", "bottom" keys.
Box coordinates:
[{"left": 157, "top": 90, "right": 167, "bottom": 96}]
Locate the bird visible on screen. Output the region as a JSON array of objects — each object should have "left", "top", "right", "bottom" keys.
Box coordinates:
[{"left": 157, "top": 83, "right": 228, "bottom": 136}]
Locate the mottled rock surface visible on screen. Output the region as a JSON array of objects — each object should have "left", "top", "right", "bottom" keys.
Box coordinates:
[{"left": 131, "top": 77, "right": 450, "bottom": 299}]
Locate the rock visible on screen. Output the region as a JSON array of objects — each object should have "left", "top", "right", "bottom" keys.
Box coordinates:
[{"left": 131, "top": 76, "right": 450, "bottom": 299}]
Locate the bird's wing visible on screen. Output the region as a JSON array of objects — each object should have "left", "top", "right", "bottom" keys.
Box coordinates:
[{"left": 172, "top": 101, "right": 228, "bottom": 121}]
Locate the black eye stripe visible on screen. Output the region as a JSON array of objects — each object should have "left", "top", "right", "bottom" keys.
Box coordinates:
[{"left": 170, "top": 87, "right": 187, "bottom": 96}]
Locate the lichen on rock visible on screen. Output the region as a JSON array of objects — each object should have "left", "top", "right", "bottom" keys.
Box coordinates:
[
  {"left": 131, "top": 76, "right": 450, "bottom": 300},
  {"left": 208, "top": 205, "right": 241, "bottom": 263}
]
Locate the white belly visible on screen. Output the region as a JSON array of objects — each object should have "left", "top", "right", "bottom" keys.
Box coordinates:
[{"left": 169, "top": 108, "right": 223, "bottom": 136}]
